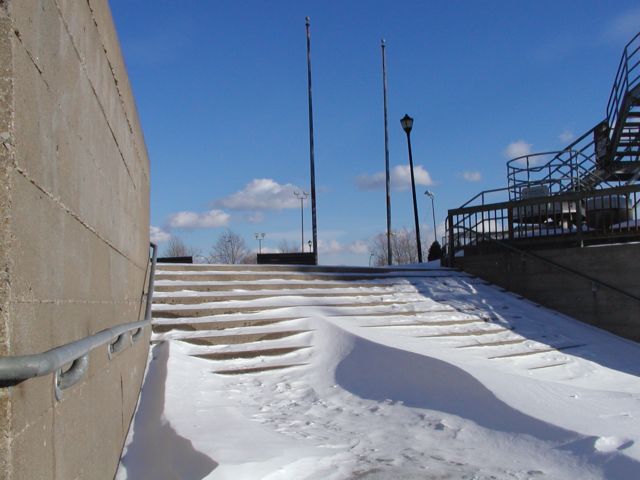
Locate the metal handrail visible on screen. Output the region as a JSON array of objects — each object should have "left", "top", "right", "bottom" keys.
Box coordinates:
[
  {"left": 606, "top": 31, "right": 640, "bottom": 135},
  {"left": 0, "top": 242, "right": 157, "bottom": 399},
  {"left": 449, "top": 224, "right": 640, "bottom": 304}
]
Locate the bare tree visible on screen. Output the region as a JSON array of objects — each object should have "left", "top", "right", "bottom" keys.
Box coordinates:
[
  {"left": 209, "top": 230, "right": 249, "bottom": 264},
  {"left": 163, "top": 236, "right": 201, "bottom": 258},
  {"left": 371, "top": 228, "right": 421, "bottom": 266}
]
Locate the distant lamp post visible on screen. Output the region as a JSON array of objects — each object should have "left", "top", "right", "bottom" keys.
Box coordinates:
[
  {"left": 424, "top": 190, "right": 437, "bottom": 244},
  {"left": 401, "top": 114, "right": 423, "bottom": 263},
  {"left": 254, "top": 232, "right": 265, "bottom": 254},
  {"left": 294, "top": 191, "right": 309, "bottom": 252},
  {"left": 307, "top": 240, "right": 312, "bottom": 252},
  {"left": 369, "top": 252, "right": 375, "bottom": 267}
]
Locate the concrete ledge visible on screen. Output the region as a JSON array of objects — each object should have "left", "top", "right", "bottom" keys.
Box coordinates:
[{"left": 258, "top": 252, "right": 317, "bottom": 265}]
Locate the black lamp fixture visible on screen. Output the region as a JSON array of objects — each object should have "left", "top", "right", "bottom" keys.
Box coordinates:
[{"left": 400, "top": 114, "right": 414, "bottom": 134}]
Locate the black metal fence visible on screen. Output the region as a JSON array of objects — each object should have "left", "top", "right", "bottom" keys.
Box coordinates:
[{"left": 447, "top": 184, "right": 640, "bottom": 264}]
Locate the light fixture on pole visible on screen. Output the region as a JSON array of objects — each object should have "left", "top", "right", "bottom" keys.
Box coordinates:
[
  {"left": 401, "top": 114, "right": 423, "bottom": 263},
  {"left": 424, "top": 190, "right": 437, "bottom": 245},
  {"left": 307, "top": 240, "right": 312, "bottom": 252},
  {"left": 369, "top": 252, "right": 375, "bottom": 267},
  {"left": 254, "top": 232, "right": 265, "bottom": 254},
  {"left": 294, "top": 191, "right": 309, "bottom": 252}
]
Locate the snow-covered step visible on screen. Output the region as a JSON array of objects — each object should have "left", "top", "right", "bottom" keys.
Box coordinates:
[
  {"left": 193, "top": 345, "right": 310, "bottom": 361},
  {"left": 161, "top": 329, "right": 311, "bottom": 346},
  {"left": 153, "top": 280, "right": 416, "bottom": 292},
  {"left": 154, "top": 271, "right": 455, "bottom": 282},
  {"left": 152, "top": 316, "right": 298, "bottom": 332},
  {"left": 152, "top": 299, "right": 418, "bottom": 318},
  {"left": 156, "top": 263, "right": 453, "bottom": 274},
  {"left": 151, "top": 289, "right": 412, "bottom": 304}
]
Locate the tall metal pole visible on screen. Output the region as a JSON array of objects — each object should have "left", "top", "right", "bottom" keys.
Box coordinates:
[
  {"left": 306, "top": 17, "right": 319, "bottom": 264},
  {"left": 381, "top": 39, "right": 392, "bottom": 266}
]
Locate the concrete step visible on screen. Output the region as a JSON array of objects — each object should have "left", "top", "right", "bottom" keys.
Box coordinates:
[
  {"left": 214, "top": 363, "right": 308, "bottom": 375},
  {"left": 152, "top": 290, "right": 401, "bottom": 304},
  {"left": 193, "top": 346, "right": 309, "bottom": 361},
  {"left": 419, "top": 327, "right": 508, "bottom": 338},
  {"left": 152, "top": 317, "right": 297, "bottom": 333},
  {"left": 156, "top": 263, "right": 446, "bottom": 274},
  {"left": 153, "top": 281, "right": 410, "bottom": 293},
  {"left": 154, "top": 272, "right": 442, "bottom": 282},
  {"left": 152, "top": 300, "right": 415, "bottom": 318},
  {"left": 365, "top": 318, "right": 483, "bottom": 328},
  {"left": 161, "top": 330, "right": 310, "bottom": 346}
]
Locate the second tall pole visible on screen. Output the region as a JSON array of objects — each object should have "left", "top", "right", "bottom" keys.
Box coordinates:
[{"left": 306, "top": 17, "right": 319, "bottom": 265}]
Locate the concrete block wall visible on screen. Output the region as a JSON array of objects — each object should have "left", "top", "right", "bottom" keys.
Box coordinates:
[
  {"left": 0, "top": 1, "right": 150, "bottom": 479},
  {"left": 457, "top": 243, "right": 640, "bottom": 342}
]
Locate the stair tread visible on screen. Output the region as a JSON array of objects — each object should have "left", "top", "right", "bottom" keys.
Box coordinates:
[
  {"left": 213, "top": 363, "right": 308, "bottom": 375},
  {"left": 194, "top": 346, "right": 310, "bottom": 360}
]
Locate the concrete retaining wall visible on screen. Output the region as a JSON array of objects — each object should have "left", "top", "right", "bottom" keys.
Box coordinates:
[
  {"left": 457, "top": 243, "right": 640, "bottom": 342},
  {"left": 0, "top": 1, "right": 150, "bottom": 478}
]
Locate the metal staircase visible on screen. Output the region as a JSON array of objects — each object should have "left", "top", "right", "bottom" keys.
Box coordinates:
[
  {"left": 507, "top": 31, "right": 640, "bottom": 200},
  {"left": 446, "top": 31, "right": 640, "bottom": 262}
]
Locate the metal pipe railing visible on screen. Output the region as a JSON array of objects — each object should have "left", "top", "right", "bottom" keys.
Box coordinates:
[{"left": 0, "top": 242, "right": 157, "bottom": 400}]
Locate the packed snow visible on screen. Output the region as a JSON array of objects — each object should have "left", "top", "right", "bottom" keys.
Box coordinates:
[{"left": 117, "top": 267, "right": 640, "bottom": 479}]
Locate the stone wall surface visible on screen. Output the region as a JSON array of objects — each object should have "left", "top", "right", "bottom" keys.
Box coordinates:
[
  {"left": 0, "top": 1, "right": 150, "bottom": 479},
  {"left": 457, "top": 243, "right": 640, "bottom": 342}
]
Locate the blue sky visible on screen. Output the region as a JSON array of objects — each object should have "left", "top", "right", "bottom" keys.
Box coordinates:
[{"left": 109, "top": 0, "right": 640, "bottom": 265}]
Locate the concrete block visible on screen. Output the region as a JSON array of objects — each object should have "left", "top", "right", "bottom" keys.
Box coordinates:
[
  {"left": 9, "top": 371, "right": 53, "bottom": 442},
  {"left": 11, "top": 406, "right": 54, "bottom": 480}
]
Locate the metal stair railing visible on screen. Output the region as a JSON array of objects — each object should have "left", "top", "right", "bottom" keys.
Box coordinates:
[
  {"left": 446, "top": 184, "right": 640, "bottom": 263},
  {"left": 505, "top": 31, "right": 640, "bottom": 198},
  {"left": 606, "top": 31, "right": 640, "bottom": 157},
  {"left": 0, "top": 242, "right": 157, "bottom": 400}
]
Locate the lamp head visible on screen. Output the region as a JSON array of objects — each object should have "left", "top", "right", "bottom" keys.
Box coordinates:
[{"left": 400, "top": 114, "right": 413, "bottom": 134}]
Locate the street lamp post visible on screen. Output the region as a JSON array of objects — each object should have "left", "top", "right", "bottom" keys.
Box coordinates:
[
  {"left": 307, "top": 240, "right": 312, "bottom": 252},
  {"left": 294, "top": 191, "right": 309, "bottom": 252},
  {"left": 424, "top": 190, "right": 437, "bottom": 245},
  {"left": 400, "top": 114, "right": 423, "bottom": 263},
  {"left": 254, "top": 232, "right": 265, "bottom": 254}
]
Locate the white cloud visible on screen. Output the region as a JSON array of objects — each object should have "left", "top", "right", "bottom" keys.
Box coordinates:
[
  {"left": 348, "top": 240, "right": 369, "bottom": 255},
  {"left": 150, "top": 225, "right": 171, "bottom": 243},
  {"left": 504, "top": 140, "right": 533, "bottom": 160},
  {"left": 602, "top": 8, "right": 640, "bottom": 43},
  {"left": 246, "top": 212, "right": 265, "bottom": 223},
  {"left": 559, "top": 130, "right": 574, "bottom": 143},
  {"left": 216, "top": 179, "right": 303, "bottom": 210},
  {"left": 317, "top": 239, "right": 371, "bottom": 255},
  {"left": 167, "top": 209, "right": 230, "bottom": 229},
  {"left": 318, "top": 239, "right": 344, "bottom": 254},
  {"left": 356, "top": 164, "right": 434, "bottom": 191},
  {"left": 461, "top": 171, "right": 482, "bottom": 182}
]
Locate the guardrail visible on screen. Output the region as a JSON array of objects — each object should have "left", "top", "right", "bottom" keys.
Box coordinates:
[
  {"left": 0, "top": 242, "right": 157, "bottom": 400},
  {"left": 447, "top": 184, "right": 640, "bottom": 265},
  {"left": 606, "top": 31, "right": 640, "bottom": 146}
]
